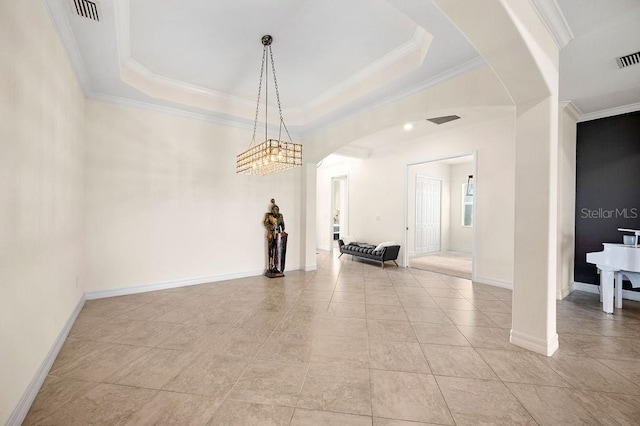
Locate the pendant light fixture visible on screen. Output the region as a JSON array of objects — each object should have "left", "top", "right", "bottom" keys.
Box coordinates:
[{"left": 236, "top": 35, "right": 302, "bottom": 175}]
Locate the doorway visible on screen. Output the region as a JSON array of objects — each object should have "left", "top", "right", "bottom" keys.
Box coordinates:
[
  {"left": 331, "top": 176, "right": 348, "bottom": 247},
  {"left": 404, "top": 153, "right": 476, "bottom": 279}
]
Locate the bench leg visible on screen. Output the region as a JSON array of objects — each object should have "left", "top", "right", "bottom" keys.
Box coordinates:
[
  {"left": 393, "top": 260, "right": 398, "bottom": 267},
  {"left": 381, "top": 261, "right": 385, "bottom": 269},
  {"left": 338, "top": 253, "right": 343, "bottom": 258}
]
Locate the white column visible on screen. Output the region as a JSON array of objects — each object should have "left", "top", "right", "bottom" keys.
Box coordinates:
[
  {"left": 511, "top": 96, "right": 559, "bottom": 355},
  {"left": 299, "top": 162, "right": 317, "bottom": 271},
  {"left": 431, "top": 0, "right": 560, "bottom": 355}
]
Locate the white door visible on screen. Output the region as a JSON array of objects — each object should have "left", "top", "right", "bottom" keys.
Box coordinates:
[{"left": 415, "top": 176, "right": 441, "bottom": 253}]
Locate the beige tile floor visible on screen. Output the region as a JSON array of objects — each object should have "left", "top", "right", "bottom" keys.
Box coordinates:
[
  {"left": 409, "top": 251, "right": 472, "bottom": 280},
  {"left": 24, "top": 250, "right": 640, "bottom": 425}
]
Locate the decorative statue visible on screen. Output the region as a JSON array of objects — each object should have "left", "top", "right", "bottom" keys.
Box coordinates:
[{"left": 264, "top": 198, "right": 287, "bottom": 277}]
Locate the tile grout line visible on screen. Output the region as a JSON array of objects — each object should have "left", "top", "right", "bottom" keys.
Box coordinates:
[{"left": 201, "top": 274, "right": 316, "bottom": 421}]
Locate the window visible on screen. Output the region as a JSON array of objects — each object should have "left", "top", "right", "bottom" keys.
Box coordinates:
[{"left": 462, "top": 183, "right": 473, "bottom": 227}]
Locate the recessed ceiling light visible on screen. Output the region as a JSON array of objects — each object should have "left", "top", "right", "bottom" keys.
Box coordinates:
[{"left": 403, "top": 123, "right": 414, "bottom": 131}]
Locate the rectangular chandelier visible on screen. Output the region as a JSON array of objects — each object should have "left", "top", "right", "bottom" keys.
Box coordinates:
[
  {"left": 236, "top": 35, "right": 302, "bottom": 176},
  {"left": 236, "top": 139, "right": 302, "bottom": 175}
]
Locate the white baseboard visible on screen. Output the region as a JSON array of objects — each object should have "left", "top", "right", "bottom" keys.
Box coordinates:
[
  {"left": 85, "top": 270, "right": 266, "bottom": 300},
  {"left": 510, "top": 329, "right": 559, "bottom": 356},
  {"left": 6, "top": 295, "right": 86, "bottom": 426},
  {"left": 572, "top": 282, "right": 599, "bottom": 294},
  {"left": 557, "top": 282, "right": 572, "bottom": 301},
  {"left": 84, "top": 266, "right": 319, "bottom": 300},
  {"left": 11, "top": 265, "right": 318, "bottom": 422},
  {"left": 572, "top": 281, "right": 640, "bottom": 302},
  {"left": 473, "top": 276, "right": 513, "bottom": 290}
]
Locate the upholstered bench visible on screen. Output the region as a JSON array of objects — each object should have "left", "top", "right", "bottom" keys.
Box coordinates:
[{"left": 338, "top": 239, "right": 400, "bottom": 269}]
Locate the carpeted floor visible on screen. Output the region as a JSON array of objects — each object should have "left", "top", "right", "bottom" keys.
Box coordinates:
[{"left": 409, "top": 251, "right": 472, "bottom": 279}]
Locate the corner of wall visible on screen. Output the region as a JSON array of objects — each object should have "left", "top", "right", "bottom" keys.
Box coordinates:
[{"left": 6, "top": 296, "right": 86, "bottom": 426}]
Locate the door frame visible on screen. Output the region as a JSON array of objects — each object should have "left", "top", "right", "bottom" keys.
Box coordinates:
[
  {"left": 403, "top": 152, "right": 477, "bottom": 281},
  {"left": 330, "top": 175, "right": 349, "bottom": 247}
]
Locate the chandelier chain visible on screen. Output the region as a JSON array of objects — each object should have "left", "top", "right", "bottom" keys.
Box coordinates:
[
  {"left": 268, "top": 47, "right": 293, "bottom": 143},
  {"left": 250, "top": 47, "right": 268, "bottom": 146}
]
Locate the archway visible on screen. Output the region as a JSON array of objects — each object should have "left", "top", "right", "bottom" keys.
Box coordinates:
[{"left": 431, "top": 0, "right": 560, "bottom": 355}]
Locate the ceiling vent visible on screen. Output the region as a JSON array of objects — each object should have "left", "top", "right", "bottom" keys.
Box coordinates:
[
  {"left": 616, "top": 51, "right": 639, "bottom": 69},
  {"left": 71, "top": 0, "right": 100, "bottom": 21},
  {"left": 426, "top": 115, "right": 460, "bottom": 125}
]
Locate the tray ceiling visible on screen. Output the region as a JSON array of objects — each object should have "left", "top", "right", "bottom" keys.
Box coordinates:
[{"left": 47, "top": 0, "right": 640, "bottom": 135}]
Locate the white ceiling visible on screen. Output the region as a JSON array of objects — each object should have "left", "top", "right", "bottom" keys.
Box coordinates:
[
  {"left": 129, "top": 0, "right": 417, "bottom": 106},
  {"left": 557, "top": 0, "right": 640, "bottom": 115},
  {"left": 48, "top": 0, "right": 640, "bottom": 140}
]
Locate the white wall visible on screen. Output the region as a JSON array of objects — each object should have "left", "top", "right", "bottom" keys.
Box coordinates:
[
  {"left": 449, "top": 162, "right": 474, "bottom": 252},
  {"left": 0, "top": 1, "right": 85, "bottom": 422},
  {"left": 407, "top": 162, "right": 451, "bottom": 255},
  {"left": 83, "top": 100, "right": 302, "bottom": 293},
  {"left": 308, "top": 66, "right": 516, "bottom": 286},
  {"left": 316, "top": 117, "right": 515, "bottom": 285},
  {"left": 316, "top": 157, "right": 362, "bottom": 250}
]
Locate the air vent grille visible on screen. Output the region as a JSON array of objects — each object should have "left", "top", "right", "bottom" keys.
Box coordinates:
[
  {"left": 616, "top": 51, "right": 640, "bottom": 69},
  {"left": 426, "top": 115, "right": 460, "bottom": 125},
  {"left": 72, "top": 0, "right": 99, "bottom": 21}
]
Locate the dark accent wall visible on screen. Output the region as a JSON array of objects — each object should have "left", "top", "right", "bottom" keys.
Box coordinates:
[{"left": 574, "top": 111, "right": 640, "bottom": 286}]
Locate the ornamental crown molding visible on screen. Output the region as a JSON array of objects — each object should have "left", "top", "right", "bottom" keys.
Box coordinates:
[
  {"left": 112, "top": 0, "right": 432, "bottom": 127},
  {"left": 578, "top": 102, "right": 640, "bottom": 123},
  {"left": 529, "top": 0, "right": 574, "bottom": 49}
]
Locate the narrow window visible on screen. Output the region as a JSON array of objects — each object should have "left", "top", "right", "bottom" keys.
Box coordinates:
[{"left": 462, "top": 183, "right": 473, "bottom": 227}]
